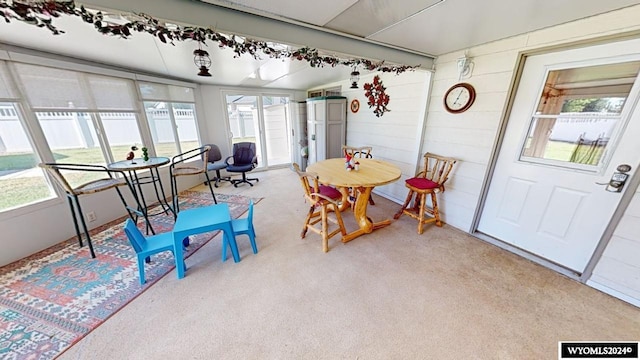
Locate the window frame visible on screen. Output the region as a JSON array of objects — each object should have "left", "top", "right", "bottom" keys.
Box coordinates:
[{"left": 516, "top": 60, "right": 640, "bottom": 174}]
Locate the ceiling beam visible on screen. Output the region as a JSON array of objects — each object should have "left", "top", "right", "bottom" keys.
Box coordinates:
[{"left": 80, "top": 0, "right": 435, "bottom": 70}]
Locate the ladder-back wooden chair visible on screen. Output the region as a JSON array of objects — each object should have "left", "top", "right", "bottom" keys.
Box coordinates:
[
  {"left": 293, "top": 163, "right": 346, "bottom": 253},
  {"left": 341, "top": 145, "right": 376, "bottom": 205},
  {"left": 341, "top": 145, "right": 372, "bottom": 159},
  {"left": 394, "top": 153, "right": 457, "bottom": 234}
]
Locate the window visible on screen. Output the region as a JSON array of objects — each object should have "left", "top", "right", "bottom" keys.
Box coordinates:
[
  {"left": 520, "top": 61, "right": 640, "bottom": 170},
  {"left": 307, "top": 86, "right": 341, "bottom": 98},
  {"left": 139, "top": 82, "right": 199, "bottom": 157},
  {"left": 0, "top": 103, "right": 53, "bottom": 211},
  {"left": 0, "top": 61, "right": 54, "bottom": 211},
  {"left": 13, "top": 63, "right": 143, "bottom": 188}
]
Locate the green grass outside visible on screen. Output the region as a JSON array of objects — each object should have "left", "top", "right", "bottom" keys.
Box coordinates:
[
  {"left": 0, "top": 138, "right": 602, "bottom": 211},
  {"left": 541, "top": 141, "right": 604, "bottom": 165},
  {"left": 0, "top": 141, "right": 200, "bottom": 211}
]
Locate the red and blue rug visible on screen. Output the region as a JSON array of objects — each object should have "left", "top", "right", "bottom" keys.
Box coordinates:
[{"left": 0, "top": 191, "right": 257, "bottom": 360}]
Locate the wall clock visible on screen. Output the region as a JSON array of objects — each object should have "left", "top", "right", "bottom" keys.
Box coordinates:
[
  {"left": 350, "top": 99, "right": 360, "bottom": 113},
  {"left": 443, "top": 82, "right": 476, "bottom": 113}
]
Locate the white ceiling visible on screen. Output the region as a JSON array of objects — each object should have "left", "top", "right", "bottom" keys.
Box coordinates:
[
  {"left": 0, "top": 0, "right": 639, "bottom": 91},
  {"left": 204, "top": 0, "right": 640, "bottom": 55}
]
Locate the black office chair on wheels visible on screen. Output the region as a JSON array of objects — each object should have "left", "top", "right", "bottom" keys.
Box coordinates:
[
  {"left": 225, "top": 142, "right": 259, "bottom": 187},
  {"left": 203, "top": 144, "right": 231, "bottom": 188},
  {"left": 39, "top": 162, "right": 146, "bottom": 258},
  {"left": 169, "top": 145, "right": 217, "bottom": 216}
]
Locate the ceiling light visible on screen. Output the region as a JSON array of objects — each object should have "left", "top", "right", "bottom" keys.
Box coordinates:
[
  {"left": 193, "top": 44, "right": 212, "bottom": 77},
  {"left": 350, "top": 67, "right": 360, "bottom": 89}
]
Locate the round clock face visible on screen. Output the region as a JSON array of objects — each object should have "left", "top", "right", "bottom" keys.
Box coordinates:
[{"left": 444, "top": 83, "right": 476, "bottom": 113}]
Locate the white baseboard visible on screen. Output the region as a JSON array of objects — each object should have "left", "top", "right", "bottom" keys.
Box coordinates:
[{"left": 587, "top": 279, "right": 640, "bottom": 308}]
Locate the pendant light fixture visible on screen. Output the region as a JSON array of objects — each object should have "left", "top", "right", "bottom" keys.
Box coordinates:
[
  {"left": 350, "top": 67, "right": 360, "bottom": 89},
  {"left": 193, "top": 43, "right": 212, "bottom": 77}
]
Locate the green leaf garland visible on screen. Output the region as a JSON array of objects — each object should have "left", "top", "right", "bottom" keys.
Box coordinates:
[{"left": 0, "top": 0, "right": 419, "bottom": 74}]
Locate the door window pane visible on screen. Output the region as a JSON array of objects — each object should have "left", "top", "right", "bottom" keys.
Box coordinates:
[
  {"left": 0, "top": 103, "right": 53, "bottom": 211},
  {"left": 225, "top": 95, "right": 262, "bottom": 166},
  {"left": 262, "top": 95, "right": 290, "bottom": 166},
  {"left": 226, "top": 95, "right": 258, "bottom": 143},
  {"left": 520, "top": 61, "right": 640, "bottom": 168}
]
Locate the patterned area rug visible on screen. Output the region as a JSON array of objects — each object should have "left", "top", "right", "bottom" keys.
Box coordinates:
[{"left": 0, "top": 191, "right": 259, "bottom": 360}]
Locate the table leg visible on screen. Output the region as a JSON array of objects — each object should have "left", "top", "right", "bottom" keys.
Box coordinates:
[
  {"left": 341, "top": 187, "right": 392, "bottom": 243},
  {"left": 130, "top": 170, "right": 157, "bottom": 235},
  {"left": 174, "top": 233, "right": 187, "bottom": 279},
  {"left": 337, "top": 186, "right": 351, "bottom": 212},
  {"left": 151, "top": 167, "right": 174, "bottom": 217}
]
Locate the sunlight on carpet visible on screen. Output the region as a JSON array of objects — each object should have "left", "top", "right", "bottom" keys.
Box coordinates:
[{"left": 0, "top": 191, "right": 260, "bottom": 360}]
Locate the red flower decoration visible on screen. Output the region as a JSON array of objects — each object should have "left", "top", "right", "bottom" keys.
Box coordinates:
[{"left": 363, "top": 75, "right": 390, "bottom": 117}]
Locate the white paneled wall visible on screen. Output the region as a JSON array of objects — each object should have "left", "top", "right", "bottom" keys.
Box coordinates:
[
  {"left": 426, "top": 48, "right": 520, "bottom": 230},
  {"left": 428, "top": 4, "right": 640, "bottom": 305},
  {"left": 589, "top": 189, "right": 640, "bottom": 307},
  {"left": 313, "top": 70, "right": 432, "bottom": 203}
]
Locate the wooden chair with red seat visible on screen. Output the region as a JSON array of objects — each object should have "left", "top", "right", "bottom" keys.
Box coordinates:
[
  {"left": 341, "top": 145, "right": 376, "bottom": 205},
  {"left": 393, "top": 153, "right": 457, "bottom": 234},
  {"left": 293, "top": 163, "right": 347, "bottom": 253}
]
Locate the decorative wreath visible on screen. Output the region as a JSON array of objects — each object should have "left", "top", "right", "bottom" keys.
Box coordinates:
[{"left": 363, "top": 75, "right": 390, "bottom": 117}]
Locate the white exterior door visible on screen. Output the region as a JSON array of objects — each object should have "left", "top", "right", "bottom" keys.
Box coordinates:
[{"left": 478, "top": 39, "right": 640, "bottom": 273}]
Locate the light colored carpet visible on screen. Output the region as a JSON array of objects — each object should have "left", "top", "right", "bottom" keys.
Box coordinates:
[{"left": 59, "top": 167, "right": 640, "bottom": 359}]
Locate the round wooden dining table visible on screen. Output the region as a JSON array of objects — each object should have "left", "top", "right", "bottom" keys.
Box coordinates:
[{"left": 307, "top": 158, "right": 401, "bottom": 243}]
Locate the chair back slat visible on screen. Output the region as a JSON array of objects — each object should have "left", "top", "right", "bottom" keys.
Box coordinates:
[
  {"left": 422, "top": 153, "right": 457, "bottom": 185},
  {"left": 293, "top": 163, "right": 324, "bottom": 203},
  {"left": 342, "top": 145, "right": 372, "bottom": 159},
  {"left": 123, "top": 218, "right": 147, "bottom": 253},
  {"left": 293, "top": 163, "right": 337, "bottom": 206}
]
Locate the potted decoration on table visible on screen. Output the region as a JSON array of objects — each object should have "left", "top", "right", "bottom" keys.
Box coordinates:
[
  {"left": 127, "top": 145, "right": 138, "bottom": 164},
  {"left": 141, "top": 147, "right": 149, "bottom": 162}
]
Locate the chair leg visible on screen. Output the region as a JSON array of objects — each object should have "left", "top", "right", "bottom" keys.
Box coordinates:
[
  {"left": 171, "top": 174, "right": 179, "bottom": 217},
  {"left": 431, "top": 192, "right": 442, "bottom": 227},
  {"left": 233, "top": 173, "right": 258, "bottom": 187},
  {"left": 67, "top": 195, "right": 83, "bottom": 248},
  {"left": 418, "top": 193, "right": 428, "bottom": 235},
  {"left": 72, "top": 195, "right": 96, "bottom": 258},
  {"left": 394, "top": 190, "right": 414, "bottom": 219},
  {"left": 321, "top": 206, "right": 329, "bottom": 253},
  {"left": 231, "top": 172, "right": 260, "bottom": 187},
  {"left": 203, "top": 172, "right": 218, "bottom": 204},
  {"left": 137, "top": 256, "right": 146, "bottom": 285},
  {"left": 214, "top": 170, "right": 231, "bottom": 188},
  {"left": 333, "top": 204, "right": 347, "bottom": 236},
  {"left": 301, "top": 206, "right": 314, "bottom": 238},
  {"left": 248, "top": 223, "right": 258, "bottom": 254},
  {"left": 221, "top": 235, "right": 228, "bottom": 261}
]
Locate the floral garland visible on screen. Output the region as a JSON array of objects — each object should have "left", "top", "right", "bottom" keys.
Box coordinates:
[
  {"left": 0, "top": 0, "right": 419, "bottom": 74},
  {"left": 363, "top": 75, "right": 390, "bottom": 117}
]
